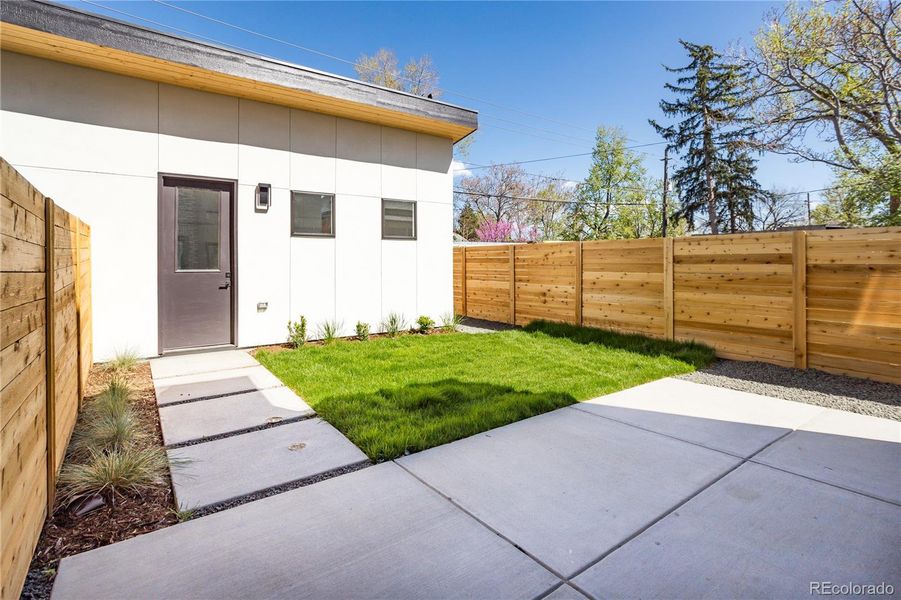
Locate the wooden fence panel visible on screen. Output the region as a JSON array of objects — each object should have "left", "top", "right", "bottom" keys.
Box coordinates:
[
  {"left": 673, "top": 232, "right": 795, "bottom": 367},
  {"left": 453, "top": 247, "right": 464, "bottom": 316},
  {"left": 805, "top": 227, "right": 901, "bottom": 383},
  {"left": 464, "top": 245, "right": 513, "bottom": 323},
  {"left": 514, "top": 242, "right": 579, "bottom": 326},
  {"left": 1, "top": 161, "right": 49, "bottom": 600},
  {"left": 582, "top": 239, "right": 665, "bottom": 337},
  {"left": 0, "top": 160, "right": 91, "bottom": 600},
  {"left": 453, "top": 227, "right": 900, "bottom": 384}
]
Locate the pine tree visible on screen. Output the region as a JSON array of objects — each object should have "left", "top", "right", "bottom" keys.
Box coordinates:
[
  {"left": 650, "top": 41, "right": 755, "bottom": 234},
  {"left": 455, "top": 203, "right": 480, "bottom": 240},
  {"left": 716, "top": 148, "right": 761, "bottom": 233}
]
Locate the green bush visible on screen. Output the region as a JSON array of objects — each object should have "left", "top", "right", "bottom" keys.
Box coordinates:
[
  {"left": 318, "top": 320, "right": 342, "bottom": 344},
  {"left": 440, "top": 312, "right": 463, "bottom": 332},
  {"left": 59, "top": 446, "right": 168, "bottom": 503},
  {"left": 416, "top": 315, "right": 435, "bottom": 334},
  {"left": 107, "top": 348, "right": 139, "bottom": 373},
  {"left": 287, "top": 315, "right": 307, "bottom": 348},
  {"left": 71, "top": 378, "right": 140, "bottom": 458},
  {"left": 355, "top": 321, "right": 370, "bottom": 341},
  {"left": 381, "top": 312, "right": 407, "bottom": 338}
]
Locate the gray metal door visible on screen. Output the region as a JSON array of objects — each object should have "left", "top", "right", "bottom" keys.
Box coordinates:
[{"left": 159, "top": 176, "right": 234, "bottom": 352}]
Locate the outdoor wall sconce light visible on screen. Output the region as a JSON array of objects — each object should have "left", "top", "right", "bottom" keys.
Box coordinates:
[{"left": 255, "top": 183, "right": 271, "bottom": 212}]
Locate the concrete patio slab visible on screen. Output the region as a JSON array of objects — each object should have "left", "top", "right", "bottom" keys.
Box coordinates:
[
  {"left": 154, "top": 365, "right": 284, "bottom": 405},
  {"left": 573, "top": 462, "right": 901, "bottom": 599},
  {"left": 574, "top": 378, "right": 827, "bottom": 457},
  {"left": 52, "top": 463, "right": 560, "bottom": 600},
  {"left": 149, "top": 350, "right": 258, "bottom": 379},
  {"left": 398, "top": 407, "right": 740, "bottom": 578},
  {"left": 158, "top": 387, "right": 314, "bottom": 446},
  {"left": 168, "top": 418, "right": 368, "bottom": 510},
  {"left": 542, "top": 584, "right": 590, "bottom": 600},
  {"left": 754, "top": 409, "right": 901, "bottom": 504}
]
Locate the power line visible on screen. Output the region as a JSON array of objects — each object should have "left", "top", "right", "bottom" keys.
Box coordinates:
[{"left": 454, "top": 141, "right": 669, "bottom": 172}]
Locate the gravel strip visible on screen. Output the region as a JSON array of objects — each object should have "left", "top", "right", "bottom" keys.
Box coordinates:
[
  {"left": 188, "top": 461, "right": 372, "bottom": 519},
  {"left": 679, "top": 360, "right": 901, "bottom": 421},
  {"left": 458, "top": 317, "right": 517, "bottom": 334}
]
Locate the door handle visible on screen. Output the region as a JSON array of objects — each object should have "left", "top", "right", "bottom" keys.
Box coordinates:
[{"left": 219, "top": 282, "right": 231, "bottom": 290}]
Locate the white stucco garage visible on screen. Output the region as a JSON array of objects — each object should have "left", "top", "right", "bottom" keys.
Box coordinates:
[{"left": 0, "top": 0, "right": 477, "bottom": 360}]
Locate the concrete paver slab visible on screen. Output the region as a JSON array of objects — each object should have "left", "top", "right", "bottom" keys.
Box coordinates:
[
  {"left": 158, "top": 387, "right": 314, "bottom": 446},
  {"left": 575, "top": 378, "right": 826, "bottom": 457},
  {"left": 573, "top": 463, "right": 901, "bottom": 599},
  {"left": 398, "top": 407, "right": 740, "bottom": 578},
  {"left": 754, "top": 409, "right": 901, "bottom": 504},
  {"left": 542, "top": 584, "right": 590, "bottom": 600},
  {"left": 52, "top": 463, "right": 560, "bottom": 600},
  {"left": 169, "top": 419, "right": 368, "bottom": 510},
  {"left": 149, "top": 350, "right": 258, "bottom": 379},
  {"left": 154, "top": 365, "right": 284, "bottom": 405}
]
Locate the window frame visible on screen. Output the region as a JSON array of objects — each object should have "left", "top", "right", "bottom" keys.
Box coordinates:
[
  {"left": 381, "top": 198, "right": 417, "bottom": 241},
  {"left": 290, "top": 190, "right": 336, "bottom": 238}
]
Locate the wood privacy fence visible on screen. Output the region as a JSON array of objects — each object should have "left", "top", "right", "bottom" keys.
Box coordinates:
[
  {"left": 454, "top": 228, "right": 900, "bottom": 384},
  {"left": 1, "top": 160, "right": 92, "bottom": 600}
]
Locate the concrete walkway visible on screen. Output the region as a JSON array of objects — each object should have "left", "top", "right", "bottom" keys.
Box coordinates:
[
  {"left": 52, "top": 377, "right": 900, "bottom": 599},
  {"left": 149, "top": 350, "right": 368, "bottom": 511}
]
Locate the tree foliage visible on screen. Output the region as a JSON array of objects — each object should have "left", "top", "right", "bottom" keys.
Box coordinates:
[
  {"left": 747, "top": 0, "right": 900, "bottom": 218},
  {"left": 354, "top": 48, "right": 441, "bottom": 98},
  {"left": 651, "top": 41, "right": 758, "bottom": 234},
  {"left": 567, "top": 127, "right": 653, "bottom": 239}
]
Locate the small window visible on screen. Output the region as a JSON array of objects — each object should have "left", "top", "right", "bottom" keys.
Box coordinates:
[
  {"left": 291, "top": 192, "right": 334, "bottom": 237},
  {"left": 382, "top": 199, "right": 416, "bottom": 240}
]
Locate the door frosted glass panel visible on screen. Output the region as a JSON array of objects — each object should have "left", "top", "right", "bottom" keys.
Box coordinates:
[{"left": 177, "top": 187, "right": 220, "bottom": 270}]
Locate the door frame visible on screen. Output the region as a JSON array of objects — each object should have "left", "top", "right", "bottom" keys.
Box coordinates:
[{"left": 157, "top": 173, "right": 239, "bottom": 355}]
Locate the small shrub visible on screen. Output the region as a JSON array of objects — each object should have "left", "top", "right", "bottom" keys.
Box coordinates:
[
  {"left": 71, "top": 411, "right": 143, "bottom": 459},
  {"left": 107, "top": 348, "right": 139, "bottom": 373},
  {"left": 58, "top": 446, "right": 168, "bottom": 503},
  {"left": 318, "top": 320, "right": 342, "bottom": 344},
  {"left": 287, "top": 316, "right": 307, "bottom": 348},
  {"left": 355, "top": 321, "right": 370, "bottom": 341},
  {"left": 71, "top": 378, "right": 139, "bottom": 457},
  {"left": 416, "top": 315, "right": 435, "bottom": 334},
  {"left": 93, "top": 376, "right": 132, "bottom": 419},
  {"left": 440, "top": 312, "right": 464, "bottom": 332},
  {"left": 381, "top": 312, "right": 407, "bottom": 338}
]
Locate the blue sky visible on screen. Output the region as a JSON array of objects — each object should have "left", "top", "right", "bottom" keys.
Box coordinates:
[{"left": 63, "top": 1, "right": 831, "bottom": 209}]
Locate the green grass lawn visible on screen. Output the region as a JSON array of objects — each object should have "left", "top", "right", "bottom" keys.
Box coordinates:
[{"left": 256, "top": 321, "right": 714, "bottom": 461}]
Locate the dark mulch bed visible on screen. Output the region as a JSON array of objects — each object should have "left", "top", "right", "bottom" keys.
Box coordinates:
[
  {"left": 21, "top": 363, "right": 178, "bottom": 599},
  {"left": 252, "top": 327, "right": 457, "bottom": 356}
]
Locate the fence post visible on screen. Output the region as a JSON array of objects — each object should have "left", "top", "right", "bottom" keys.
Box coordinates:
[
  {"left": 460, "top": 247, "right": 467, "bottom": 317},
  {"left": 663, "top": 237, "right": 674, "bottom": 340},
  {"left": 792, "top": 230, "right": 808, "bottom": 369},
  {"left": 509, "top": 245, "right": 516, "bottom": 325},
  {"left": 575, "top": 241, "right": 583, "bottom": 326},
  {"left": 74, "top": 220, "right": 84, "bottom": 410},
  {"left": 44, "top": 198, "right": 57, "bottom": 513}
]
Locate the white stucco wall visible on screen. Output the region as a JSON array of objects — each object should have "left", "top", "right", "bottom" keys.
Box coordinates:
[{"left": 0, "top": 51, "right": 454, "bottom": 360}]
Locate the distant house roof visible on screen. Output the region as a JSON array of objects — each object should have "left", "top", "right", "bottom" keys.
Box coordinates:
[{"left": 0, "top": 0, "right": 478, "bottom": 142}]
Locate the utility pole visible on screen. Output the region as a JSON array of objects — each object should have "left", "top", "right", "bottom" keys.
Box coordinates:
[
  {"left": 661, "top": 145, "right": 670, "bottom": 238},
  {"left": 806, "top": 192, "right": 812, "bottom": 225}
]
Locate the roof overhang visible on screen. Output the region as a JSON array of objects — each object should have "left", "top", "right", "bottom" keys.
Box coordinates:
[{"left": 0, "top": 1, "right": 478, "bottom": 142}]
